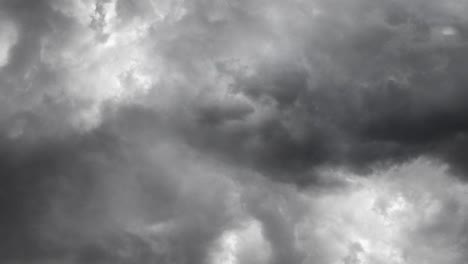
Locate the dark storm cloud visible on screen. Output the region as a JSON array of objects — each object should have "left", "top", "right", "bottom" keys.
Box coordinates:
[
  {"left": 0, "top": 105, "right": 244, "bottom": 264},
  {"left": 164, "top": 0, "right": 468, "bottom": 184},
  {"left": 2, "top": 0, "right": 468, "bottom": 264},
  {"left": 0, "top": 128, "right": 119, "bottom": 262}
]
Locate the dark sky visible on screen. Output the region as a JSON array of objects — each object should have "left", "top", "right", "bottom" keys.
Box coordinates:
[{"left": 1, "top": 0, "right": 468, "bottom": 263}]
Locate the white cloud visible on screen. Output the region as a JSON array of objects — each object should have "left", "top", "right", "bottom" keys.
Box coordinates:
[
  {"left": 294, "top": 158, "right": 468, "bottom": 264},
  {"left": 0, "top": 18, "right": 17, "bottom": 68}
]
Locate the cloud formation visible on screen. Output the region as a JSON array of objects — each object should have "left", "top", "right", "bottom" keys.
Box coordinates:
[{"left": 2, "top": 0, "right": 468, "bottom": 263}]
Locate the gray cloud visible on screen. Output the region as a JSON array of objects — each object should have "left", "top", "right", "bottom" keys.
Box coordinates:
[
  {"left": 159, "top": 0, "right": 468, "bottom": 184},
  {"left": 2, "top": 0, "right": 468, "bottom": 263}
]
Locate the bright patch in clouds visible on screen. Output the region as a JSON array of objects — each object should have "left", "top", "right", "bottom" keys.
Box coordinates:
[
  {"left": 210, "top": 219, "right": 271, "bottom": 264},
  {"left": 296, "top": 159, "right": 468, "bottom": 264},
  {"left": 204, "top": 158, "right": 468, "bottom": 264},
  {"left": 0, "top": 19, "right": 17, "bottom": 67}
]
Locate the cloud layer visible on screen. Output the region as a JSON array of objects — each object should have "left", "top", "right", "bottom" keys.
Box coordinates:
[{"left": 1, "top": 0, "right": 468, "bottom": 263}]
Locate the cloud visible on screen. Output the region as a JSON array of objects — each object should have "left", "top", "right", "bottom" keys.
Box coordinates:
[
  {"left": 2, "top": 0, "right": 468, "bottom": 263},
  {"left": 0, "top": 106, "right": 246, "bottom": 263},
  {"left": 294, "top": 158, "right": 468, "bottom": 264},
  {"left": 172, "top": 0, "right": 468, "bottom": 183}
]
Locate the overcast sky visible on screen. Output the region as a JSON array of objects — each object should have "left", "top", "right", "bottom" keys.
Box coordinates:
[{"left": 1, "top": 0, "right": 468, "bottom": 263}]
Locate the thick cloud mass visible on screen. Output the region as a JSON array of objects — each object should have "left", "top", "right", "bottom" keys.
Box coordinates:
[{"left": 1, "top": 0, "right": 468, "bottom": 263}]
